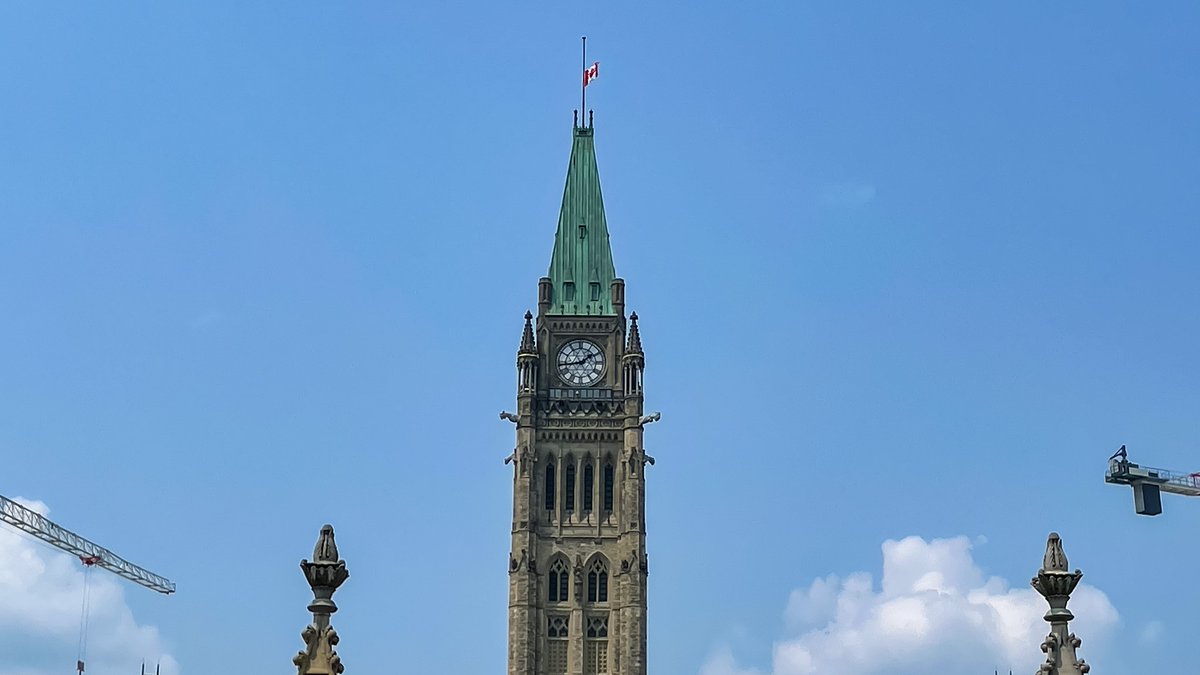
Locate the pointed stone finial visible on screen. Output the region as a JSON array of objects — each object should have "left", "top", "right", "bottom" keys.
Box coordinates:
[
  {"left": 627, "top": 312, "right": 643, "bottom": 354},
  {"left": 295, "top": 525, "right": 349, "bottom": 675},
  {"left": 518, "top": 310, "right": 536, "bottom": 354},
  {"left": 314, "top": 524, "right": 339, "bottom": 563},
  {"left": 1030, "top": 532, "right": 1090, "bottom": 675},
  {"left": 1043, "top": 532, "right": 1068, "bottom": 572}
]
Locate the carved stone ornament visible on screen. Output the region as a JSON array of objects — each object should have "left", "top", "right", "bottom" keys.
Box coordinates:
[
  {"left": 626, "top": 550, "right": 640, "bottom": 575},
  {"left": 301, "top": 525, "right": 350, "bottom": 617},
  {"left": 574, "top": 555, "right": 584, "bottom": 600},
  {"left": 1029, "top": 532, "right": 1090, "bottom": 675},
  {"left": 294, "top": 624, "right": 344, "bottom": 675},
  {"left": 296, "top": 524, "right": 349, "bottom": 675}
]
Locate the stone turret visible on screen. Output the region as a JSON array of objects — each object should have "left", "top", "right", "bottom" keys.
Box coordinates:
[
  {"left": 295, "top": 524, "right": 350, "bottom": 675},
  {"left": 1030, "top": 532, "right": 1091, "bottom": 675}
]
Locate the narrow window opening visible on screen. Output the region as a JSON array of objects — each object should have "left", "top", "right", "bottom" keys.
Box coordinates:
[
  {"left": 585, "top": 616, "right": 610, "bottom": 673},
  {"left": 565, "top": 463, "right": 576, "bottom": 512},
  {"left": 563, "top": 282, "right": 575, "bottom": 302},
  {"left": 586, "top": 559, "right": 609, "bottom": 603},
  {"left": 583, "top": 461, "right": 595, "bottom": 511},
  {"left": 545, "top": 463, "right": 556, "bottom": 511},
  {"left": 549, "top": 559, "right": 569, "bottom": 603},
  {"left": 548, "top": 615, "right": 569, "bottom": 673},
  {"left": 603, "top": 463, "right": 614, "bottom": 511},
  {"left": 590, "top": 282, "right": 601, "bottom": 301}
]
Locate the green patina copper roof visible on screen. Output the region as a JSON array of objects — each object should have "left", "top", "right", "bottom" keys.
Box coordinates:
[{"left": 546, "top": 123, "right": 617, "bottom": 315}]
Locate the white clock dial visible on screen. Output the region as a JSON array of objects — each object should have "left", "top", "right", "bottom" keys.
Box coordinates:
[{"left": 556, "top": 339, "right": 605, "bottom": 386}]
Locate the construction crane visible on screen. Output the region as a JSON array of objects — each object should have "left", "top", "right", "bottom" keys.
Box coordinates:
[
  {"left": 1104, "top": 445, "right": 1200, "bottom": 516},
  {"left": 0, "top": 492, "right": 174, "bottom": 672}
]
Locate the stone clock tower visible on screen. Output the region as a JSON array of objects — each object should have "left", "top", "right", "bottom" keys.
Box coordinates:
[{"left": 505, "top": 114, "right": 654, "bottom": 675}]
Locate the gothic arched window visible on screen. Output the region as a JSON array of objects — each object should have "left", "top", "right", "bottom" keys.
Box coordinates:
[
  {"left": 585, "top": 616, "right": 609, "bottom": 674},
  {"left": 586, "top": 559, "right": 609, "bottom": 603},
  {"left": 547, "top": 615, "right": 569, "bottom": 673},
  {"left": 602, "top": 462, "right": 614, "bottom": 512},
  {"left": 582, "top": 460, "right": 595, "bottom": 511},
  {"left": 565, "top": 462, "right": 576, "bottom": 513},
  {"left": 548, "top": 559, "right": 570, "bottom": 603},
  {"left": 545, "top": 463, "right": 556, "bottom": 512}
]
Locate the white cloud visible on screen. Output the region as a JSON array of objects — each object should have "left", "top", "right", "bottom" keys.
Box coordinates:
[
  {"left": 705, "top": 535, "right": 1118, "bottom": 675},
  {"left": 1139, "top": 620, "right": 1164, "bottom": 645},
  {"left": 701, "top": 647, "right": 763, "bottom": 675},
  {"left": 0, "top": 499, "right": 179, "bottom": 675}
]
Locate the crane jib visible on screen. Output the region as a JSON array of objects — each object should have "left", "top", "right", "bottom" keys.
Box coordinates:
[{"left": 0, "top": 493, "right": 175, "bottom": 595}]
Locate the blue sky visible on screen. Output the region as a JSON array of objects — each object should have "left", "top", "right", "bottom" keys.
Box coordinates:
[{"left": 1, "top": 2, "right": 1198, "bottom": 673}]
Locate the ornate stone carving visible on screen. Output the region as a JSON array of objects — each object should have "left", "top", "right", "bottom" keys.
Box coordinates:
[
  {"left": 294, "top": 624, "right": 343, "bottom": 675},
  {"left": 1029, "top": 532, "right": 1090, "bottom": 675},
  {"left": 573, "top": 555, "right": 584, "bottom": 601},
  {"left": 295, "top": 525, "right": 349, "bottom": 675}
]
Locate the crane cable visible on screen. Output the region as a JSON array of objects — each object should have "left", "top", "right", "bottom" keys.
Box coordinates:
[{"left": 76, "top": 555, "right": 101, "bottom": 674}]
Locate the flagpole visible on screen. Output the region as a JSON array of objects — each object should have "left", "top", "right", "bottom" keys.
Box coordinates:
[{"left": 581, "top": 36, "right": 587, "bottom": 126}]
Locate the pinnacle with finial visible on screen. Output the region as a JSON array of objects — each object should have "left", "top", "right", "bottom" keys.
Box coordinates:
[
  {"left": 518, "top": 310, "right": 537, "bottom": 355},
  {"left": 1029, "top": 532, "right": 1090, "bottom": 675},
  {"left": 295, "top": 524, "right": 349, "bottom": 675},
  {"left": 627, "top": 312, "right": 643, "bottom": 354}
]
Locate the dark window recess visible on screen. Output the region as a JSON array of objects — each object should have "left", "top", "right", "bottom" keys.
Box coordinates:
[
  {"left": 590, "top": 282, "right": 601, "bottom": 301},
  {"left": 545, "top": 464, "right": 556, "bottom": 511},
  {"left": 603, "top": 464, "right": 615, "bottom": 511},
  {"left": 549, "top": 560, "right": 570, "bottom": 602},
  {"left": 583, "top": 462, "right": 595, "bottom": 511},
  {"left": 565, "top": 464, "right": 576, "bottom": 512},
  {"left": 587, "top": 562, "right": 609, "bottom": 603},
  {"left": 563, "top": 282, "right": 575, "bottom": 301}
]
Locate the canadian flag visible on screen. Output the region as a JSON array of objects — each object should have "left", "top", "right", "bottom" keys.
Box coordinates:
[{"left": 583, "top": 61, "right": 599, "bottom": 87}]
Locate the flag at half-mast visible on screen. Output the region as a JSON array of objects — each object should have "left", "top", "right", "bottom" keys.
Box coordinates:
[{"left": 583, "top": 61, "right": 599, "bottom": 86}]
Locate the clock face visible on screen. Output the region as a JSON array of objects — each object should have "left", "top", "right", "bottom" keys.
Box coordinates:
[{"left": 557, "top": 339, "right": 605, "bottom": 386}]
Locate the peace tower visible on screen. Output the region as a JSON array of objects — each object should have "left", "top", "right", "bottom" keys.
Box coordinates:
[{"left": 504, "top": 113, "right": 653, "bottom": 675}]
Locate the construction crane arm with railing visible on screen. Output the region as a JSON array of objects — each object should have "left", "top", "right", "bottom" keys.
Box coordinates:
[
  {"left": 0, "top": 492, "right": 175, "bottom": 674},
  {"left": 0, "top": 493, "right": 175, "bottom": 594},
  {"left": 1104, "top": 445, "right": 1200, "bottom": 516}
]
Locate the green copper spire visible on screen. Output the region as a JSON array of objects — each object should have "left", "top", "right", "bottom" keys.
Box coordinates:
[{"left": 546, "top": 120, "right": 617, "bottom": 315}]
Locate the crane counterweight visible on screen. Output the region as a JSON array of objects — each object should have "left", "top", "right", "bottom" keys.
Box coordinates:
[{"left": 1105, "top": 449, "right": 1200, "bottom": 516}]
